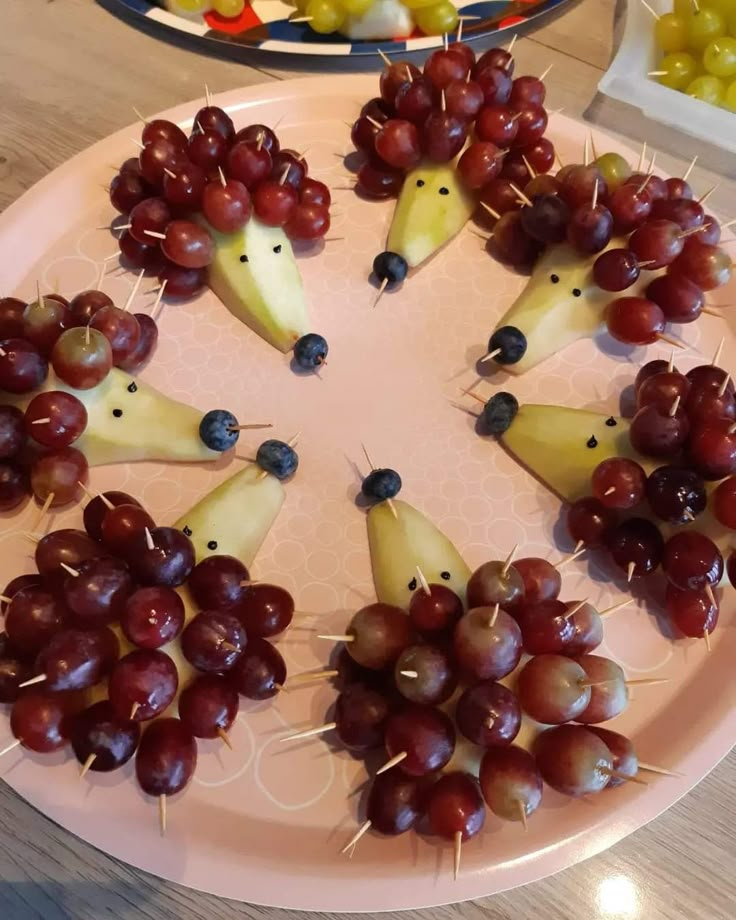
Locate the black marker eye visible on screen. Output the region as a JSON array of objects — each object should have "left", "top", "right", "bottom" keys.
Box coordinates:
[
  {"left": 550, "top": 274, "right": 560, "bottom": 283},
  {"left": 605, "top": 416, "right": 617, "bottom": 427},
  {"left": 408, "top": 577, "right": 417, "bottom": 591},
  {"left": 439, "top": 187, "right": 449, "bottom": 196},
  {"left": 240, "top": 255, "right": 248, "bottom": 263},
  {"left": 273, "top": 245, "right": 282, "bottom": 254},
  {"left": 112, "top": 409, "right": 123, "bottom": 418},
  {"left": 183, "top": 526, "right": 192, "bottom": 537},
  {"left": 416, "top": 179, "right": 425, "bottom": 187},
  {"left": 127, "top": 382, "right": 137, "bottom": 393},
  {"left": 207, "top": 540, "right": 218, "bottom": 551},
  {"left": 587, "top": 435, "right": 598, "bottom": 448},
  {"left": 572, "top": 288, "right": 582, "bottom": 297},
  {"left": 441, "top": 571, "right": 451, "bottom": 581}
]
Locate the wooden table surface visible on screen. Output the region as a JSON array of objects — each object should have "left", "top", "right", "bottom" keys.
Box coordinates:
[{"left": 1, "top": 0, "right": 734, "bottom": 917}]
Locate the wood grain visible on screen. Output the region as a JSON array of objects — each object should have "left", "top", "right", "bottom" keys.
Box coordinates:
[{"left": 1, "top": 1, "right": 735, "bottom": 917}]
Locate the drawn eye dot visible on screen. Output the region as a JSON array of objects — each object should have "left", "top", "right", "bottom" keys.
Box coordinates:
[
  {"left": 408, "top": 577, "right": 417, "bottom": 591},
  {"left": 573, "top": 288, "right": 582, "bottom": 297},
  {"left": 439, "top": 187, "right": 449, "bottom": 196},
  {"left": 127, "top": 382, "right": 137, "bottom": 393},
  {"left": 416, "top": 179, "right": 425, "bottom": 187},
  {"left": 183, "top": 526, "right": 192, "bottom": 537},
  {"left": 273, "top": 245, "right": 282, "bottom": 254},
  {"left": 240, "top": 255, "right": 248, "bottom": 263},
  {"left": 441, "top": 571, "right": 451, "bottom": 581},
  {"left": 207, "top": 540, "right": 218, "bottom": 551},
  {"left": 112, "top": 409, "right": 123, "bottom": 418},
  {"left": 551, "top": 274, "right": 560, "bottom": 283}
]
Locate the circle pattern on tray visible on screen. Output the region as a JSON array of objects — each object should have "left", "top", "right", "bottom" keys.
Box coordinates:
[
  {"left": 109, "top": 0, "right": 572, "bottom": 56},
  {"left": 0, "top": 74, "right": 734, "bottom": 911}
]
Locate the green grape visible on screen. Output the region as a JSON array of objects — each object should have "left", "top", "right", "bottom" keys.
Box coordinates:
[
  {"left": 686, "top": 7, "right": 725, "bottom": 52},
  {"left": 305, "top": 0, "right": 345, "bottom": 32},
  {"left": 703, "top": 0, "right": 736, "bottom": 17},
  {"left": 174, "top": 0, "right": 211, "bottom": 11},
  {"left": 293, "top": 0, "right": 308, "bottom": 12},
  {"left": 595, "top": 152, "right": 632, "bottom": 190},
  {"left": 413, "top": 0, "right": 458, "bottom": 34},
  {"left": 212, "top": 0, "right": 245, "bottom": 15},
  {"left": 673, "top": 0, "right": 694, "bottom": 15},
  {"left": 654, "top": 51, "right": 699, "bottom": 89},
  {"left": 723, "top": 76, "right": 736, "bottom": 108},
  {"left": 655, "top": 13, "right": 688, "bottom": 52},
  {"left": 728, "top": 9, "right": 736, "bottom": 37},
  {"left": 401, "top": 0, "right": 443, "bottom": 9},
  {"left": 686, "top": 73, "right": 726, "bottom": 103},
  {"left": 338, "top": 0, "right": 373, "bottom": 14},
  {"left": 703, "top": 35, "right": 736, "bottom": 74}
]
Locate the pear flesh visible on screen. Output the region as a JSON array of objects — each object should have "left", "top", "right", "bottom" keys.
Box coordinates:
[
  {"left": 386, "top": 160, "right": 476, "bottom": 269},
  {"left": 367, "top": 499, "right": 471, "bottom": 610}
]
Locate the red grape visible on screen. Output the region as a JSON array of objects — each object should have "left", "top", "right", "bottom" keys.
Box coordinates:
[
  {"left": 666, "top": 584, "right": 718, "bottom": 638},
  {"left": 70, "top": 700, "right": 140, "bottom": 772},
  {"left": 517, "top": 654, "right": 591, "bottom": 723},
  {"left": 455, "top": 680, "right": 520, "bottom": 747},
  {"left": 467, "top": 560, "right": 524, "bottom": 607},
  {"left": 476, "top": 67, "right": 513, "bottom": 106},
  {"left": 357, "top": 159, "right": 404, "bottom": 199},
  {"left": 380, "top": 62, "right": 421, "bottom": 106},
  {"left": 479, "top": 746, "right": 543, "bottom": 824},
  {"left": 139, "top": 139, "right": 187, "bottom": 187},
  {"left": 686, "top": 382, "right": 736, "bottom": 423},
  {"left": 135, "top": 718, "right": 197, "bottom": 797},
  {"left": 510, "top": 557, "right": 561, "bottom": 604},
  {"left": 162, "top": 162, "right": 207, "bottom": 209},
  {"left": 0, "top": 338, "right": 48, "bottom": 393},
  {"left": 233, "top": 583, "right": 293, "bottom": 637},
  {"left": 408, "top": 583, "right": 463, "bottom": 637},
  {"left": 11, "top": 691, "right": 73, "bottom": 753},
  {"left": 422, "top": 111, "right": 467, "bottom": 163},
  {"left": 510, "top": 75, "right": 546, "bottom": 106},
  {"left": 426, "top": 772, "right": 485, "bottom": 843},
  {"left": 35, "top": 626, "right": 119, "bottom": 691},
  {"left": 0, "top": 405, "right": 25, "bottom": 459},
  {"left": 444, "top": 79, "right": 484, "bottom": 121},
  {"left": 651, "top": 197, "right": 703, "bottom": 230},
  {"left": 605, "top": 296, "right": 665, "bottom": 346},
  {"left": 130, "top": 198, "right": 172, "bottom": 245},
  {"left": 591, "top": 457, "right": 646, "bottom": 509},
  {"left": 178, "top": 674, "right": 239, "bottom": 741},
  {"left": 82, "top": 490, "right": 140, "bottom": 541},
  {"left": 534, "top": 725, "right": 613, "bottom": 796},
  {"left": 253, "top": 180, "right": 298, "bottom": 227},
  {"left": 394, "top": 644, "right": 456, "bottom": 705},
  {"left": 110, "top": 172, "right": 149, "bottom": 214},
  {"left": 181, "top": 610, "right": 246, "bottom": 671},
  {"left": 366, "top": 771, "right": 426, "bottom": 836},
  {"left": 30, "top": 447, "right": 88, "bottom": 506},
  {"left": 142, "top": 119, "right": 187, "bottom": 149},
  {"left": 593, "top": 249, "right": 640, "bottom": 292},
  {"left": 299, "top": 178, "right": 331, "bottom": 208},
  {"left": 157, "top": 262, "right": 207, "bottom": 298},
  {"left": 227, "top": 141, "right": 273, "bottom": 189},
  {"left": 201, "top": 177, "right": 252, "bottom": 234},
  {"left": 629, "top": 219, "right": 684, "bottom": 268},
  {"left": 284, "top": 204, "right": 330, "bottom": 241},
  {"left": 234, "top": 124, "right": 280, "bottom": 155},
  {"left": 666, "top": 177, "right": 692, "bottom": 200},
  {"left": 510, "top": 104, "right": 548, "bottom": 146},
  {"left": 128, "top": 526, "right": 195, "bottom": 587},
  {"left": 187, "top": 129, "right": 228, "bottom": 170},
  {"left": 334, "top": 682, "right": 391, "bottom": 750},
  {"left": 515, "top": 600, "right": 575, "bottom": 655},
  {"left": 188, "top": 554, "right": 248, "bottom": 610},
  {"left": 0, "top": 655, "right": 32, "bottom": 703},
  {"left": 230, "top": 636, "right": 285, "bottom": 699},
  {"left": 662, "top": 531, "right": 723, "bottom": 590},
  {"left": 635, "top": 358, "right": 675, "bottom": 390},
  {"left": 108, "top": 649, "right": 178, "bottom": 722},
  {"left": 90, "top": 305, "right": 141, "bottom": 365},
  {"left": 669, "top": 240, "right": 732, "bottom": 290},
  {"left": 67, "top": 290, "right": 113, "bottom": 328},
  {"left": 688, "top": 418, "right": 736, "bottom": 479},
  {"left": 119, "top": 231, "right": 164, "bottom": 272},
  {"left": 116, "top": 312, "right": 158, "bottom": 373},
  {"left": 0, "top": 463, "right": 26, "bottom": 510},
  {"left": 712, "top": 476, "right": 736, "bottom": 528},
  {"left": 567, "top": 496, "right": 616, "bottom": 547},
  {"left": 122, "top": 586, "right": 185, "bottom": 649},
  {"left": 100, "top": 503, "right": 155, "bottom": 556},
  {"left": 559, "top": 165, "right": 607, "bottom": 210},
  {"left": 1, "top": 574, "right": 42, "bottom": 613},
  {"left": 160, "top": 221, "right": 214, "bottom": 269},
  {"left": 424, "top": 48, "right": 470, "bottom": 89},
  {"left": 476, "top": 47, "right": 514, "bottom": 75},
  {"left": 587, "top": 727, "right": 638, "bottom": 787},
  {"left": 567, "top": 203, "right": 613, "bottom": 254},
  {"left": 645, "top": 274, "right": 704, "bottom": 323},
  {"left": 51, "top": 327, "right": 112, "bottom": 389},
  {"left": 3, "top": 587, "right": 67, "bottom": 654},
  {"left": 607, "top": 184, "right": 652, "bottom": 233},
  {"left": 575, "top": 654, "right": 628, "bottom": 723},
  {"left": 564, "top": 601, "right": 604, "bottom": 656},
  {"left": 475, "top": 105, "right": 519, "bottom": 146},
  {"left": 23, "top": 296, "right": 68, "bottom": 355},
  {"left": 606, "top": 517, "right": 664, "bottom": 577},
  {"left": 458, "top": 142, "right": 503, "bottom": 190},
  {"left": 271, "top": 150, "right": 307, "bottom": 191},
  {"left": 384, "top": 704, "right": 455, "bottom": 776},
  {"left": 0, "top": 297, "right": 27, "bottom": 338},
  {"left": 453, "top": 606, "right": 522, "bottom": 681},
  {"left": 344, "top": 603, "right": 411, "bottom": 669},
  {"left": 490, "top": 211, "right": 541, "bottom": 267},
  {"left": 351, "top": 115, "right": 381, "bottom": 154},
  {"left": 645, "top": 465, "right": 706, "bottom": 524},
  {"left": 193, "top": 105, "right": 234, "bottom": 142},
  {"left": 63, "top": 557, "right": 133, "bottom": 626}
]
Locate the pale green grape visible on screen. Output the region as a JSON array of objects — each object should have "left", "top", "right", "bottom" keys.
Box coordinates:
[
  {"left": 594, "top": 153, "right": 632, "bottom": 190},
  {"left": 655, "top": 13, "right": 688, "bottom": 52},
  {"left": 413, "top": 0, "right": 458, "bottom": 35},
  {"left": 654, "top": 51, "right": 699, "bottom": 89},
  {"left": 305, "top": 0, "right": 345, "bottom": 32},
  {"left": 686, "top": 7, "right": 726, "bottom": 52},
  {"left": 686, "top": 73, "right": 726, "bottom": 103},
  {"left": 703, "top": 35, "right": 736, "bottom": 75}
]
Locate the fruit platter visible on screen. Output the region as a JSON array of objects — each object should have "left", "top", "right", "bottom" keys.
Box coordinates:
[
  {"left": 108, "top": 0, "right": 571, "bottom": 56},
  {"left": 0, "top": 57, "right": 735, "bottom": 912}
]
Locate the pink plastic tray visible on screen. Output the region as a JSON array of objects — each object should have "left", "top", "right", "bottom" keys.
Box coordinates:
[{"left": 0, "top": 75, "right": 734, "bottom": 912}]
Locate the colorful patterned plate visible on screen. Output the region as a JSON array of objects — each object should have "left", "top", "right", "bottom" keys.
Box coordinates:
[
  {"left": 0, "top": 74, "right": 734, "bottom": 911},
  {"left": 106, "top": 0, "right": 572, "bottom": 57}
]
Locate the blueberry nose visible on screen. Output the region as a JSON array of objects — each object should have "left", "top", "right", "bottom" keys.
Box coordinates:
[{"left": 372, "top": 251, "right": 408, "bottom": 285}]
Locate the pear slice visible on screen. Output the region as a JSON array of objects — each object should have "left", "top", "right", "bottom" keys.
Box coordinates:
[
  {"left": 173, "top": 462, "right": 284, "bottom": 567},
  {"left": 386, "top": 159, "right": 476, "bottom": 269},
  {"left": 5, "top": 367, "right": 218, "bottom": 467},
  {"left": 367, "top": 499, "right": 471, "bottom": 610},
  {"left": 493, "top": 242, "right": 658, "bottom": 376},
  {"left": 500, "top": 403, "right": 636, "bottom": 504},
  {"left": 340, "top": 0, "right": 413, "bottom": 39},
  {"left": 204, "top": 216, "right": 308, "bottom": 353}
]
